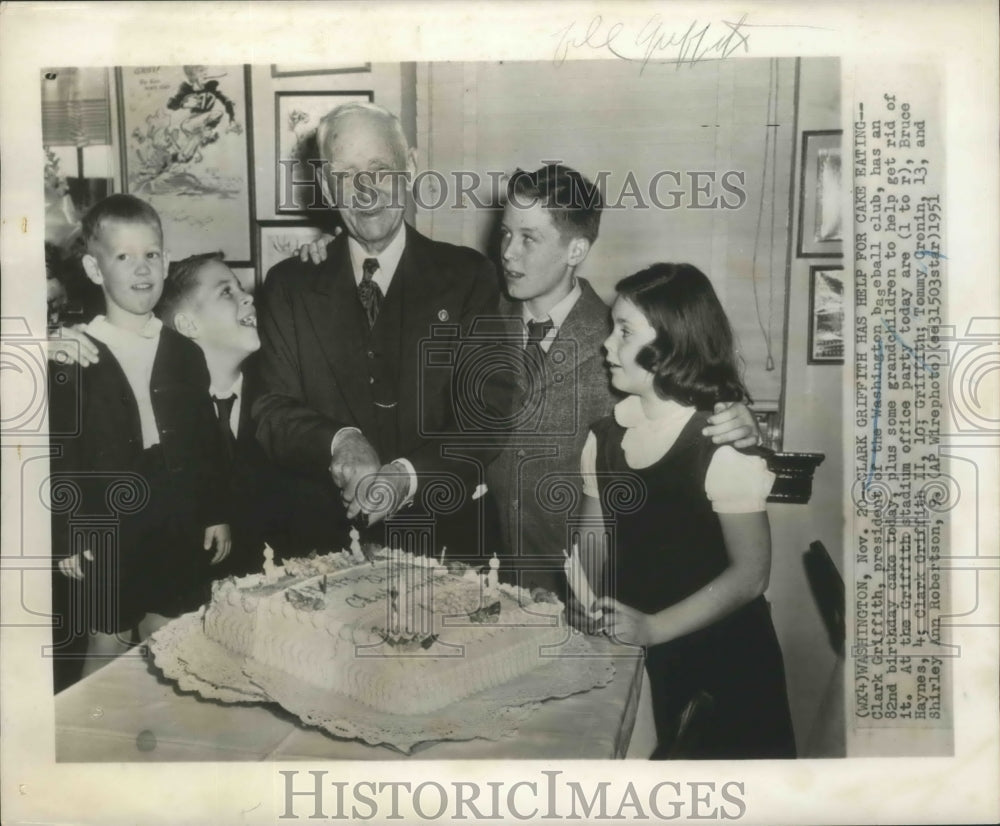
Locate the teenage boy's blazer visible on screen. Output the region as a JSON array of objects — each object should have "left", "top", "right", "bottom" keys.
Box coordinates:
[
  {"left": 485, "top": 277, "right": 618, "bottom": 591},
  {"left": 227, "top": 356, "right": 324, "bottom": 564}
]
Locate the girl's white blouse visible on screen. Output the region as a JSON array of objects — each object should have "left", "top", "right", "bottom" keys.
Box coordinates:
[{"left": 580, "top": 395, "right": 775, "bottom": 514}]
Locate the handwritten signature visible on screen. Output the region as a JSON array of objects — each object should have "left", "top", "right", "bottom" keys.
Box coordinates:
[{"left": 553, "top": 13, "right": 751, "bottom": 72}]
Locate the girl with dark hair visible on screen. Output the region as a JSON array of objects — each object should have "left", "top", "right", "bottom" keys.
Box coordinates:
[{"left": 579, "top": 263, "right": 796, "bottom": 759}]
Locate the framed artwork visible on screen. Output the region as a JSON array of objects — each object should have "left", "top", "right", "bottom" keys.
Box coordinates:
[
  {"left": 255, "top": 220, "right": 326, "bottom": 289},
  {"left": 275, "top": 90, "right": 373, "bottom": 214},
  {"left": 271, "top": 64, "right": 371, "bottom": 78},
  {"left": 797, "top": 130, "right": 843, "bottom": 258},
  {"left": 116, "top": 65, "right": 255, "bottom": 265},
  {"left": 808, "top": 265, "right": 845, "bottom": 364}
]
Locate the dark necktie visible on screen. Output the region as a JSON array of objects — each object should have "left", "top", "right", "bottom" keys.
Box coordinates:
[
  {"left": 211, "top": 394, "right": 237, "bottom": 461},
  {"left": 523, "top": 318, "right": 554, "bottom": 382},
  {"left": 526, "top": 318, "right": 554, "bottom": 352},
  {"left": 359, "top": 257, "right": 383, "bottom": 328}
]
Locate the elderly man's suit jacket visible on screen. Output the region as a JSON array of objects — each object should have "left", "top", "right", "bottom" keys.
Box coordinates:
[
  {"left": 253, "top": 222, "right": 499, "bottom": 548},
  {"left": 221, "top": 356, "right": 302, "bottom": 569},
  {"left": 485, "top": 277, "right": 618, "bottom": 592}
]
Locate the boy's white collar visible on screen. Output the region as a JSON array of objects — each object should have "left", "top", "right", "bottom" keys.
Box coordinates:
[
  {"left": 210, "top": 372, "right": 243, "bottom": 400},
  {"left": 88, "top": 314, "right": 162, "bottom": 341}
]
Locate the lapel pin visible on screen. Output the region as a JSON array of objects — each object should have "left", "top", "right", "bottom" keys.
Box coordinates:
[{"left": 438, "top": 309, "right": 449, "bottom": 322}]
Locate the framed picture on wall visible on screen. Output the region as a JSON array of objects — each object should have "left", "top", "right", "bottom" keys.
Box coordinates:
[
  {"left": 797, "top": 130, "right": 843, "bottom": 258},
  {"left": 275, "top": 90, "right": 373, "bottom": 214},
  {"left": 808, "top": 265, "right": 845, "bottom": 364},
  {"left": 255, "top": 220, "right": 326, "bottom": 290},
  {"left": 116, "top": 65, "right": 255, "bottom": 265},
  {"left": 271, "top": 64, "right": 371, "bottom": 78}
]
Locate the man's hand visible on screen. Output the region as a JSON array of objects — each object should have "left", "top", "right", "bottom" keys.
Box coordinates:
[
  {"left": 349, "top": 462, "right": 410, "bottom": 525},
  {"left": 58, "top": 549, "right": 93, "bottom": 580},
  {"left": 702, "top": 401, "right": 760, "bottom": 449},
  {"left": 594, "top": 596, "right": 651, "bottom": 647},
  {"left": 204, "top": 524, "right": 232, "bottom": 564},
  {"left": 330, "top": 430, "right": 381, "bottom": 508},
  {"left": 48, "top": 324, "right": 99, "bottom": 367},
  {"left": 297, "top": 230, "right": 340, "bottom": 264}
]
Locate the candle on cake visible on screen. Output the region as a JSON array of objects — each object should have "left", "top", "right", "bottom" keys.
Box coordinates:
[
  {"left": 262, "top": 543, "right": 283, "bottom": 583},
  {"left": 487, "top": 552, "right": 500, "bottom": 594},
  {"left": 349, "top": 527, "right": 364, "bottom": 563}
]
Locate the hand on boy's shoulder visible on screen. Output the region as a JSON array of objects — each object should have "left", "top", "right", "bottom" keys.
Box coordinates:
[
  {"left": 47, "top": 323, "right": 100, "bottom": 368},
  {"left": 296, "top": 228, "right": 341, "bottom": 265},
  {"left": 702, "top": 401, "right": 761, "bottom": 449}
]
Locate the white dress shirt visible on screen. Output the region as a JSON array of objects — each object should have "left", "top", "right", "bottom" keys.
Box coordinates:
[
  {"left": 521, "top": 279, "right": 582, "bottom": 353},
  {"left": 347, "top": 222, "right": 406, "bottom": 293}
]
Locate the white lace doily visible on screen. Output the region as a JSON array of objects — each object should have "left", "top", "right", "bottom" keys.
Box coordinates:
[
  {"left": 148, "top": 609, "right": 614, "bottom": 753},
  {"left": 148, "top": 610, "right": 267, "bottom": 703}
]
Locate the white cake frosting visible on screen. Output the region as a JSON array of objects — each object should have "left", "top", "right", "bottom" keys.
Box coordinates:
[{"left": 203, "top": 548, "right": 566, "bottom": 715}]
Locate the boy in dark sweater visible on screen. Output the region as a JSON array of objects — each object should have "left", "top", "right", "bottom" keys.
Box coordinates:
[
  {"left": 49, "top": 195, "right": 230, "bottom": 679},
  {"left": 156, "top": 252, "right": 299, "bottom": 572}
]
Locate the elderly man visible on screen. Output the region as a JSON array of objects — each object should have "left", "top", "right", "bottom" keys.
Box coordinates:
[{"left": 253, "top": 103, "right": 498, "bottom": 549}]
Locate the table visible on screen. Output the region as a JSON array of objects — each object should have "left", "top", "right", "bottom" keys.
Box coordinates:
[{"left": 55, "top": 638, "right": 643, "bottom": 761}]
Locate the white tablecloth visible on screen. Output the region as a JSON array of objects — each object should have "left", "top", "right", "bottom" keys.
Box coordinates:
[{"left": 55, "top": 638, "right": 644, "bottom": 761}]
